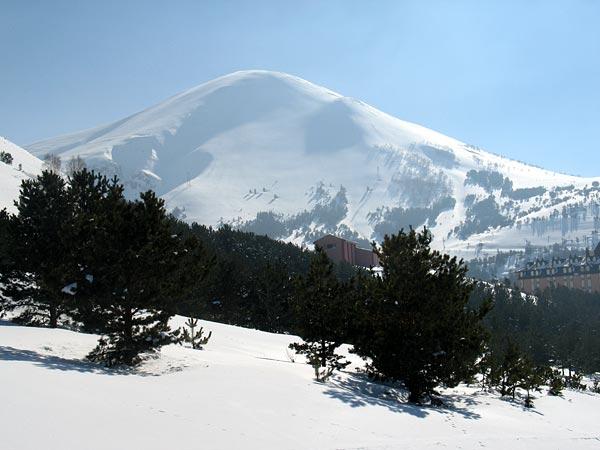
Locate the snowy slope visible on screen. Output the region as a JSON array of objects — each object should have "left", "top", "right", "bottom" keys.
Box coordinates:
[
  {"left": 0, "top": 137, "right": 43, "bottom": 212},
  {"left": 26, "top": 71, "right": 600, "bottom": 255},
  {"left": 1, "top": 318, "right": 599, "bottom": 450}
]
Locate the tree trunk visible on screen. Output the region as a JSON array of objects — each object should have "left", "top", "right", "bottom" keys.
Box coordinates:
[
  {"left": 407, "top": 389, "right": 422, "bottom": 404},
  {"left": 123, "top": 307, "right": 134, "bottom": 364},
  {"left": 49, "top": 305, "right": 58, "bottom": 328},
  {"left": 124, "top": 308, "right": 133, "bottom": 343}
]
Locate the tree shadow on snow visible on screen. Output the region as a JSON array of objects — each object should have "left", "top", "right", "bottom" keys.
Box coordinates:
[
  {"left": 323, "top": 373, "right": 481, "bottom": 420},
  {"left": 499, "top": 395, "right": 545, "bottom": 416},
  {"left": 0, "top": 345, "right": 137, "bottom": 376}
]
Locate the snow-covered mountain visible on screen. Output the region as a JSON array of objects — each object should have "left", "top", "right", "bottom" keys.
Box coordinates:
[
  {"left": 0, "top": 137, "right": 43, "bottom": 212},
  {"left": 26, "top": 70, "right": 600, "bottom": 255}
]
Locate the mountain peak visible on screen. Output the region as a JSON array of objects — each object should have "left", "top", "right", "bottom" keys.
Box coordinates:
[
  {"left": 25, "top": 73, "right": 600, "bottom": 257},
  {"left": 174, "top": 69, "right": 343, "bottom": 105}
]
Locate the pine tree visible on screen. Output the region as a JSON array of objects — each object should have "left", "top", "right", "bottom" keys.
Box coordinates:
[
  {"left": 289, "top": 247, "right": 350, "bottom": 382},
  {"left": 518, "top": 358, "right": 544, "bottom": 407},
  {"left": 85, "top": 189, "right": 211, "bottom": 366},
  {"left": 251, "top": 262, "right": 293, "bottom": 333},
  {"left": 0, "top": 150, "right": 13, "bottom": 165},
  {"left": 181, "top": 317, "right": 212, "bottom": 349},
  {"left": 0, "top": 208, "right": 14, "bottom": 318},
  {"left": 64, "top": 169, "right": 122, "bottom": 332},
  {"left": 547, "top": 369, "right": 565, "bottom": 396},
  {"left": 352, "top": 227, "right": 490, "bottom": 403},
  {"left": 483, "top": 339, "right": 546, "bottom": 406},
  {"left": 497, "top": 340, "right": 523, "bottom": 398},
  {"left": 1, "top": 171, "right": 73, "bottom": 327},
  {"left": 477, "top": 346, "right": 498, "bottom": 391}
]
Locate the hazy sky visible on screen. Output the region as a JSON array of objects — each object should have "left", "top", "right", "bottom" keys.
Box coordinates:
[{"left": 1, "top": 0, "right": 599, "bottom": 175}]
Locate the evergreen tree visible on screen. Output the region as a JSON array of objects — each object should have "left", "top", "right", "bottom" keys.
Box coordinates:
[
  {"left": 170, "top": 220, "right": 313, "bottom": 332},
  {"left": 0, "top": 150, "right": 13, "bottom": 165},
  {"left": 481, "top": 339, "right": 546, "bottom": 406},
  {"left": 1, "top": 171, "right": 73, "bottom": 327},
  {"left": 181, "top": 317, "right": 212, "bottom": 349},
  {"left": 63, "top": 169, "right": 122, "bottom": 332},
  {"left": 289, "top": 247, "right": 350, "bottom": 382},
  {"left": 84, "top": 189, "right": 211, "bottom": 366},
  {"left": 469, "top": 282, "right": 600, "bottom": 374},
  {"left": 352, "top": 227, "right": 490, "bottom": 403},
  {"left": 0, "top": 208, "right": 14, "bottom": 318},
  {"left": 547, "top": 369, "right": 564, "bottom": 396},
  {"left": 496, "top": 340, "right": 524, "bottom": 398},
  {"left": 250, "top": 262, "right": 293, "bottom": 333},
  {"left": 518, "top": 361, "right": 545, "bottom": 408}
]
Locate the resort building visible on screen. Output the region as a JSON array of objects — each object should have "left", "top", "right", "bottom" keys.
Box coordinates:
[
  {"left": 314, "top": 234, "right": 379, "bottom": 268},
  {"left": 516, "top": 243, "right": 600, "bottom": 294}
]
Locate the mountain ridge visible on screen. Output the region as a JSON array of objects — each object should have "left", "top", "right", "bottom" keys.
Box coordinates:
[{"left": 24, "top": 70, "right": 600, "bottom": 255}]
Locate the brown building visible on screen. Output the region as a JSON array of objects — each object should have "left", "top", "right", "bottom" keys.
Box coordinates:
[
  {"left": 314, "top": 234, "right": 379, "bottom": 268},
  {"left": 516, "top": 243, "right": 600, "bottom": 294}
]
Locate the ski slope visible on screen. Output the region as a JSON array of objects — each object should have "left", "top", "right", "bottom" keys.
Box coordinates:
[{"left": 1, "top": 318, "right": 599, "bottom": 450}]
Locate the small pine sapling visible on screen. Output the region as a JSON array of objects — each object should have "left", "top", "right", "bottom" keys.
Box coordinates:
[
  {"left": 564, "top": 372, "right": 587, "bottom": 390},
  {"left": 288, "top": 247, "right": 351, "bottom": 382},
  {"left": 182, "top": 317, "right": 212, "bottom": 349},
  {"left": 477, "top": 349, "right": 499, "bottom": 391},
  {"left": 547, "top": 370, "right": 565, "bottom": 397},
  {"left": 289, "top": 341, "right": 349, "bottom": 382},
  {"left": 496, "top": 341, "right": 524, "bottom": 398},
  {"left": 519, "top": 363, "right": 544, "bottom": 408}
]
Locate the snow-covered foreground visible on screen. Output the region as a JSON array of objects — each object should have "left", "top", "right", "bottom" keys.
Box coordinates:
[{"left": 1, "top": 318, "right": 599, "bottom": 450}]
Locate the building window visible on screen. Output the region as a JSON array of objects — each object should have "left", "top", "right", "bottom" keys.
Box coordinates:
[{"left": 326, "top": 243, "right": 336, "bottom": 249}]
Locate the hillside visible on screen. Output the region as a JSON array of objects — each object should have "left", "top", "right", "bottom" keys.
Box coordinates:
[
  {"left": 26, "top": 70, "right": 600, "bottom": 255},
  {"left": 1, "top": 318, "right": 599, "bottom": 450},
  {"left": 0, "top": 137, "right": 43, "bottom": 212}
]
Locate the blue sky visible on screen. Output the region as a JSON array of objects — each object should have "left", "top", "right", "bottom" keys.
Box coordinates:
[{"left": 1, "top": 0, "right": 599, "bottom": 176}]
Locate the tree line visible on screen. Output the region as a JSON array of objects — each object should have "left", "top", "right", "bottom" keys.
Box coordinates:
[
  {"left": 1, "top": 169, "right": 598, "bottom": 405},
  {"left": 0, "top": 170, "right": 210, "bottom": 366},
  {"left": 470, "top": 281, "right": 600, "bottom": 375},
  {"left": 283, "top": 232, "right": 595, "bottom": 406}
]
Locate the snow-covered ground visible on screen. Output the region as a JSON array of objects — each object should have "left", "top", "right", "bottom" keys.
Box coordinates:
[
  {"left": 1, "top": 317, "right": 599, "bottom": 450},
  {"left": 0, "top": 137, "right": 43, "bottom": 212}
]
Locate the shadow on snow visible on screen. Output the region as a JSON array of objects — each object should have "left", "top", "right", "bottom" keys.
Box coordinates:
[
  {"left": 0, "top": 346, "right": 124, "bottom": 375},
  {"left": 322, "top": 372, "right": 482, "bottom": 420}
]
